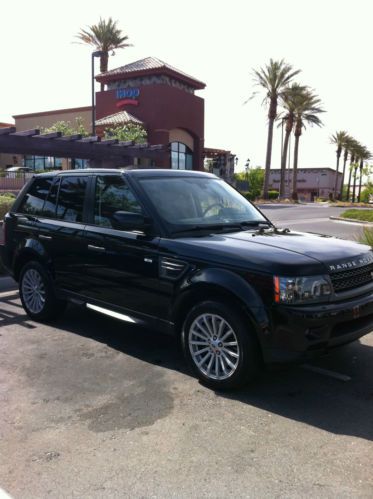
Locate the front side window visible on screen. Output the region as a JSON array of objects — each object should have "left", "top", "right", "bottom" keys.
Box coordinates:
[
  {"left": 56, "top": 176, "right": 88, "bottom": 222},
  {"left": 94, "top": 175, "right": 143, "bottom": 228},
  {"left": 18, "top": 177, "right": 53, "bottom": 215},
  {"left": 170, "top": 142, "right": 193, "bottom": 170}
]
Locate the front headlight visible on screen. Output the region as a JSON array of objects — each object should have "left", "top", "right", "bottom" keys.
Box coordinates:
[{"left": 273, "top": 275, "right": 332, "bottom": 305}]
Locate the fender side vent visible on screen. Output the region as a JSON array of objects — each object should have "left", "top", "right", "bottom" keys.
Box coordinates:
[{"left": 160, "top": 257, "right": 186, "bottom": 280}]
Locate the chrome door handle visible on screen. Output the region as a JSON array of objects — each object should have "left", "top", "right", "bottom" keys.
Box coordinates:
[
  {"left": 39, "top": 234, "right": 52, "bottom": 240},
  {"left": 88, "top": 244, "right": 106, "bottom": 252}
]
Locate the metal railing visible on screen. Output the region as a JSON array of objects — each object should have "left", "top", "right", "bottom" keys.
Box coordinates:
[{"left": 0, "top": 172, "right": 34, "bottom": 192}]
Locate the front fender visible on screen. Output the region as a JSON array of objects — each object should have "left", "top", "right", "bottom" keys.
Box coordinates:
[{"left": 175, "top": 267, "right": 270, "bottom": 334}]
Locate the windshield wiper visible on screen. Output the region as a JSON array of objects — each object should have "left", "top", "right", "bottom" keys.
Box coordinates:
[
  {"left": 171, "top": 221, "right": 272, "bottom": 236},
  {"left": 171, "top": 223, "right": 241, "bottom": 236},
  {"left": 239, "top": 220, "right": 272, "bottom": 229}
]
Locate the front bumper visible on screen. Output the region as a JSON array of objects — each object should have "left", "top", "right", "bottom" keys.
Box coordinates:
[{"left": 264, "top": 290, "right": 373, "bottom": 363}]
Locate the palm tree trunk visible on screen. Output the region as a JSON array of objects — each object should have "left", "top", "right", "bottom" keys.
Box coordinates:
[
  {"left": 280, "top": 129, "right": 291, "bottom": 198},
  {"left": 263, "top": 98, "right": 277, "bottom": 199},
  {"left": 352, "top": 166, "right": 358, "bottom": 203},
  {"left": 99, "top": 52, "right": 109, "bottom": 91},
  {"left": 358, "top": 161, "right": 363, "bottom": 202},
  {"left": 340, "top": 149, "right": 348, "bottom": 200},
  {"left": 333, "top": 152, "right": 341, "bottom": 200},
  {"left": 292, "top": 134, "right": 300, "bottom": 200},
  {"left": 263, "top": 118, "right": 274, "bottom": 199},
  {"left": 346, "top": 158, "right": 354, "bottom": 201}
]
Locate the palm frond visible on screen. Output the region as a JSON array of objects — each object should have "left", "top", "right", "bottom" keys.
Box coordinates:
[
  {"left": 252, "top": 59, "right": 301, "bottom": 103},
  {"left": 75, "top": 17, "right": 132, "bottom": 52}
]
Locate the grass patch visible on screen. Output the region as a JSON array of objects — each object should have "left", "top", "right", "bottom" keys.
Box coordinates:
[
  {"left": 340, "top": 209, "right": 373, "bottom": 222},
  {"left": 0, "top": 194, "right": 15, "bottom": 220}
]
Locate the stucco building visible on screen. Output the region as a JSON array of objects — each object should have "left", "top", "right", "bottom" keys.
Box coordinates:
[
  {"left": 2, "top": 57, "right": 235, "bottom": 178},
  {"left": 268, "top": 167, "right": 342, "bottom": 201}
]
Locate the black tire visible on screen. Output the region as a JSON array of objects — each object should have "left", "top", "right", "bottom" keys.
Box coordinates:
[
  {"left": 19, "top": 261, "right": 66, "bottom": 321},
  {"left": 181, "top": 300, "right": 261, "bottom": 390}
]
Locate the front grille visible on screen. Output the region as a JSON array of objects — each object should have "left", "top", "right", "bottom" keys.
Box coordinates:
[{"left": 330, "top": 263, "right": 373, "bottom": 292}]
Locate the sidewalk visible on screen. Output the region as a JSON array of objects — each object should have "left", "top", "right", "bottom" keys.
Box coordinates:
[{"left": 330, "top": 216, "right": 373, "bottom": 225}]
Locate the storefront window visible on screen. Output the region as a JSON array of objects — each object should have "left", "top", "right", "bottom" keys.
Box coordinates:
[
  {"left": 72, "top": 158, "right": 89, "bottom": 169},
  {"left": 24, "top": 156, "right": 62, "bottom": 171},
  {"left": 170, "top": 142, "right": 193, "bottom": 170}
]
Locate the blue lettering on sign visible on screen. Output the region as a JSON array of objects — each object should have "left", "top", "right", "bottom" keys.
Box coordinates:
[{"left": 116, "top": 88, "right": 140, "bottom": 99}]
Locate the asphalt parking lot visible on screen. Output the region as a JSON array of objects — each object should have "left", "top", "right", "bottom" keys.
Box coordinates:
[{"left": 1, "top": 205, "right": 373, "bottom": 497}]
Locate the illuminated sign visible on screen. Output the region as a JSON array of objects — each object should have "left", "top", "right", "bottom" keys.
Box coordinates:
[
  {"left": 116, "top": 88, "right": 140, "bottom": 107},
  {"left": 116, "top": 88, "right": 140, "bottom": 99}
]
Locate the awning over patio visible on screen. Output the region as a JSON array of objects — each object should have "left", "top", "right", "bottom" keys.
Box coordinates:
[{"left": 0, "top": 127, "right": 164, "bottom": 164}]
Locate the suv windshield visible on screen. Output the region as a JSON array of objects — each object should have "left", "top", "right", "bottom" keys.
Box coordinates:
[{"left": 139, "top": 176, "right": 267, "bottom": 233}]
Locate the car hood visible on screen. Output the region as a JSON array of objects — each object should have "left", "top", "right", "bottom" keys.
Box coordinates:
[{"left": 163, "top": 229, "right": 373, "bottom": 275}]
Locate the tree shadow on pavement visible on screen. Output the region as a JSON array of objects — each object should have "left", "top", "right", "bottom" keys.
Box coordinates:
[{"left": 0, "top": 292, "right": 37, "bottom": 329}]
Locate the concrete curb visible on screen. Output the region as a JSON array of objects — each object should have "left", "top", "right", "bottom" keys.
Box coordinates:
[{"left": 329, "top": 216, "right": 373, "bottom": 225}]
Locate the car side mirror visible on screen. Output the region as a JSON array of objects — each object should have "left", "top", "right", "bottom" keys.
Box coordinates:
[{"left": 112, "top": 211, "right": 152, "bottom": 231}]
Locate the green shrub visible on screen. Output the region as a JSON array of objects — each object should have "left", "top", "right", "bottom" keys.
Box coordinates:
[
  {"left": 360, "top": 227, "right": 373, "bottom": 246},
  {"left": 268, "top": 190, "right": 279, "bottom": 200},
  {"left": 241, "top": 191, "right": 256, "bottom": 201},
  {"left": 341, "top": 209, "right": 373, "bottom": 222},
  {"left": 0, "top": 195, "right": 15, "bottom": 220}
]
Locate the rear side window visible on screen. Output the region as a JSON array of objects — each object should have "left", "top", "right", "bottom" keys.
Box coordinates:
[
  {"left": 43, "top": 178, "right": 60, "bottom": 218},
  {"left": 94, "top": 175, "right": 143, "bottom": 228},
  {"left": 56, "top": 176, "right": 88, "bottom": 222},
  {"left": 18, "top": 177, "right": 53, "bottom": 215}
]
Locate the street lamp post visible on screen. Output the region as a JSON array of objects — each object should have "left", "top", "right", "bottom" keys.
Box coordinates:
[
  {"left": 91, "top": 51, "right": 105, "bottom": 136},
  {"left": 245, "top": 158, "right": 250, "bottom": 188}
]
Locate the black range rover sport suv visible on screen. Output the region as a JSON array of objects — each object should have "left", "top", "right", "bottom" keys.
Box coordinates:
[{"left": 2, "top": 169, "right": 373, "bottom": 389}]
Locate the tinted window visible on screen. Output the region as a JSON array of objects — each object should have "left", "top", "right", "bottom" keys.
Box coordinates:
[
  {"left": 19, "top": 177, "right": 53, "bottom": 215},
  {"left": 94, "top": 175, "right": 142, "bottom": 228},
  {"left": 56, "top": 176, "right": 88, "bottom": 222},
  {"left": 42, "top": 178, "right": 60, "bottom": 218}
]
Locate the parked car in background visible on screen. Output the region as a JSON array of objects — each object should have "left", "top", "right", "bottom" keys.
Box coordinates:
[
  {"left": 4, "top": 166, "right": 31, "bottom": 177},
  {"left": 2, "top": 169, "right": 373, "bottom": 390}
]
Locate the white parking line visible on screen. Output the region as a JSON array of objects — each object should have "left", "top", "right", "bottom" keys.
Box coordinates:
[{"left": 302, "top": 364, "right": 351, "bottom": 382}]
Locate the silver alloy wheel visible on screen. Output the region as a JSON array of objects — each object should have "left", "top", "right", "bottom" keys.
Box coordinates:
[
  {"left": 21, "top": 268, "right": 46, "bottom": 314},
  {"left": 188, "top": 313, "right": 240, "bottom": 380}
]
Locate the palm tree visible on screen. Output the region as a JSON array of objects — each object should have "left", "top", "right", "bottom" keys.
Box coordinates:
[
  {"left": 291, "top": 90, "right": 324, "bottom": 200},
  {"left": 278, "top": 84, "right": 307, "bottom": 197},
  {"left": 352, "top": 143, "right": 365, "bottom": 202},
  {"left": 330, "top": 131, "right": 349, "bottom": 199},
  {"left": 357, "top": 147, "right": 371, "bottom": 202},
  {"left": 340, "top": 135, "right": 354, "bottom": 200},
  {"left": 345, "top": 138, "right": 359, "bottom": 200},
  {"left": 76, "top": 18, "right": 132, "bottom": 90},
  {"left": 253, "top": 59, "right": 300, "bottom": 198},
  {"left": 346, "top": 140, "right": 360, "bottom": 201}
]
